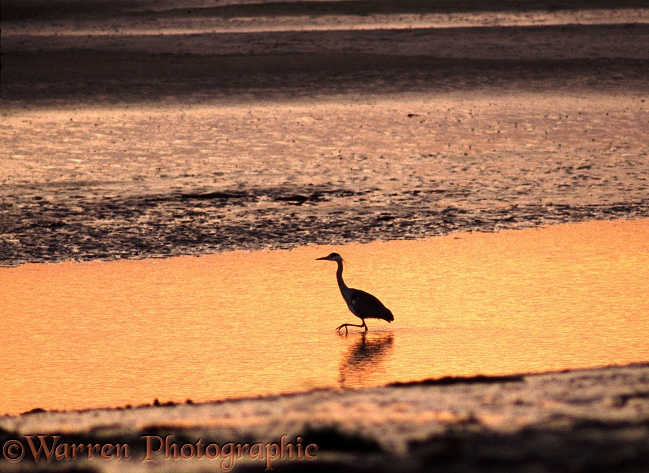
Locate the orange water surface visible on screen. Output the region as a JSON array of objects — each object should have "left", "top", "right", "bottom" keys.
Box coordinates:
[{"left": 1, "top": 219, "right": 648, "bottom": 415}]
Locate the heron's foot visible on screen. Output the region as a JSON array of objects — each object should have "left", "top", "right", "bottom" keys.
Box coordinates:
[{"left": 336, "top": 322, "right": 367, "bottom": 334}]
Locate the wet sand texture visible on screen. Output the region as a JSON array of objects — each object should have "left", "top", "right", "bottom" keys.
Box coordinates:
[{"left": 3, "top": 96, "right": 648, "bottom": 265}]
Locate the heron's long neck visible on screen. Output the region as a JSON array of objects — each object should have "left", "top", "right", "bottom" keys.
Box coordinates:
[{"left": 336, "top": 260, "right": 352, "bottom": 299}]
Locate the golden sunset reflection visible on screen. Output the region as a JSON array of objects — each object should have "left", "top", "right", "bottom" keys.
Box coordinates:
[{"left": 1, "top": 219, "right": 648, "bottom": 415}]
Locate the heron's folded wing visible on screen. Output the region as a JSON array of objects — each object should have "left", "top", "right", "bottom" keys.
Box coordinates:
[{"left": 350, "top": 289, "right": 393, "bottom": 321}]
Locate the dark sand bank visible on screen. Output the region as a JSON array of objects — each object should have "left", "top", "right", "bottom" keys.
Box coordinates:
[
  {"left": 4, "top": 0, "right": 649, "bottom": 20},
  {"left": 3, "top": 0, "right": 647, "bottom": 20},
  {"left": 2, "top": 363, "right": 649, "bottom": 472}
]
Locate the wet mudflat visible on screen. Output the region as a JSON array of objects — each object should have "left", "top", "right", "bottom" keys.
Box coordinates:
[
  {"left": 2, "top": 95, "right": 648, "bottom": 266},
  {"left": 2, "top": 1, "right": 649, "bottom": 266}
]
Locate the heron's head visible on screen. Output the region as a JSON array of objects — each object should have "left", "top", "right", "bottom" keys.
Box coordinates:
[{"left": 316, "top": 252, "right": 343, "bottom": 263}]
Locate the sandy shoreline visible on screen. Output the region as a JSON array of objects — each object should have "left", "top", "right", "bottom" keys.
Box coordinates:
[{"left": 2, "top": 362, "right": 649, "bottom": 472}]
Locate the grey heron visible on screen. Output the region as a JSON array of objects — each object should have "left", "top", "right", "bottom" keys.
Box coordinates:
[{"left": 316, "top": 252, "right": 394, "bottom": 333}]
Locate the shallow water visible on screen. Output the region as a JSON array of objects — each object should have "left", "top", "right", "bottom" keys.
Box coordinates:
[{"left": 1, "top": 219, "right": 647, "bottom": 415}]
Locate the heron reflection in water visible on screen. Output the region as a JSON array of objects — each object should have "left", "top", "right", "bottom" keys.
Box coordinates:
[
  {"left": 338, "top": 332, "right": 394, "bottom": 388},
  {"left": 316, "top": 253, "right": 394, "bottom": 333}
]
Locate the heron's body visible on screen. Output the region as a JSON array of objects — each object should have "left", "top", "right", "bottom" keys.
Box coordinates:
[{"left": 316, "top": 252, "right": 394, "bottom": 333}]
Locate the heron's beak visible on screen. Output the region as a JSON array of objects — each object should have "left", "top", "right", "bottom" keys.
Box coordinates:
[{"left": 315, "top": 256, "right": 329, "bottom": 260}]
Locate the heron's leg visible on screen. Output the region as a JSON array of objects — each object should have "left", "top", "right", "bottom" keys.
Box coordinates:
[
  {"left": 362, "top": 320, "right": 368, "bottom": 332},
  {"left": 336, "top": 322, "right": 366, "bottom": 333}
]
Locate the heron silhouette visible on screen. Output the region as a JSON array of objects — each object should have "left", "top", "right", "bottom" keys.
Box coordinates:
[{"left": 316, "top": 252, "right": 394, "bottom": 333}]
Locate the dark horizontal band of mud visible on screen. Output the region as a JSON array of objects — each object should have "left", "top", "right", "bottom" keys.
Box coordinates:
[
  {"left": 388, "top": 374, "right": 525, "bottom": 387},
  {"left": 4, "top": 20, "right": 649, "bottom": 107},
  {"left": 6, "top": 52, "right": 649, "bottom": 105},
  {"left": 4, "top": 0, "right": 648, "bottom": 21},
  {"left": 2, "top": 185, "right": 648, "bottom": 266}
]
